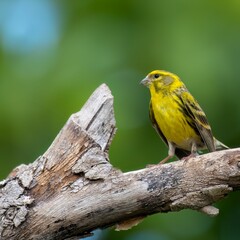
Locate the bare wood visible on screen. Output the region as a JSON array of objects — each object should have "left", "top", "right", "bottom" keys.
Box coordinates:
[{"left": 0, "top": 84, "right": 240, "bottom": 240}]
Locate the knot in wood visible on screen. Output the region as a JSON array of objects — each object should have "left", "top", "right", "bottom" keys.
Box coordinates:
[{"left": 237, "top": 161, "right": 240, "bottom": 168}]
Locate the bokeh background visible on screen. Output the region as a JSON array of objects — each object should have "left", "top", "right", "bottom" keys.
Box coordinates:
[{"left": 0, "top": 0, "right": 240, "bottom": 239}]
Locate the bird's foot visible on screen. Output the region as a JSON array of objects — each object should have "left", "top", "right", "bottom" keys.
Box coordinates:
[
  {"left": 181, "top": 152, "right": 198, "bottom": 161},
  {"left": 158, "top": 155, "right": 172, "bottom": 164},
  {"left": 146, "top": 155, "right": 172, "bottom": 168}
]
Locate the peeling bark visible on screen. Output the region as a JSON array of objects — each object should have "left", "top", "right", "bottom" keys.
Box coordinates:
[{"left": 0, "top": 84, "right": 240, "bottom": 240}]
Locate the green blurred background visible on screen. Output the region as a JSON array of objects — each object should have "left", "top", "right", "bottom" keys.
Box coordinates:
[{"left": 0, "top": 0, "right": 240, "bottom": 239}]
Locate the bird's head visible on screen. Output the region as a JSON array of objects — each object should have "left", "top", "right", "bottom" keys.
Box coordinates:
[{"left": 140, "top": 70, "right": 181, "bottom": 90}]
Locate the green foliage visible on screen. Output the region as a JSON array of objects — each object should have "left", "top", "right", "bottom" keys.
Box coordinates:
[{"left": 0, "top": 0, "right": 239, "bottom": 239}]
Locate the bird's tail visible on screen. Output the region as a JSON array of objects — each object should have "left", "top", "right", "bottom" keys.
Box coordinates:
[{"left": 214, "top": 138, "right": 229, "bottom": 150}]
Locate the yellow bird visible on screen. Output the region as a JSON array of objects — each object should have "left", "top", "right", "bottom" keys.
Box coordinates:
[{"left": 141, "top": 70, "right": 228, "bottom": 164}]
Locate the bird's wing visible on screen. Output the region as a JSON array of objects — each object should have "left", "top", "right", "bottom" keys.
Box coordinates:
[
  {"left": 149, "top": 101, "right": 191, "bottom": 159},
  {"left": 179, "top": 91, "right": 216, "bottom": 152}
]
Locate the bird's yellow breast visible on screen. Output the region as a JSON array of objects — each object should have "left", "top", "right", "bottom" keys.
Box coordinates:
[{"left": 150, "top": 89, "right": 202, "bottom": 150}]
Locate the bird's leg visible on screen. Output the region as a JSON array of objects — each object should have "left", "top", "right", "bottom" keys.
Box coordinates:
[
  {"left": 181, "top": 142, "right": 198, "bottom": 160},
  {"left": 146, "top": 142, "right": 175, "bottom": 167},
  {"left": 158, "top": 142, "right": 175, "bottom": 164},
  {"left": 191, "top": 141, "right": 197, "bottom": 155}
]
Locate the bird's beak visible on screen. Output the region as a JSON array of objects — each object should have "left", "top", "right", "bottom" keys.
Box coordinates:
[{"left": 140, "top": 76, "right": 150, "bottom": 87}]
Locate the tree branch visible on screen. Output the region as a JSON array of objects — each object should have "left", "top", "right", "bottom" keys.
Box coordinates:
[{"left": 1, "top": 84, "right": 240, "bottom": 240}]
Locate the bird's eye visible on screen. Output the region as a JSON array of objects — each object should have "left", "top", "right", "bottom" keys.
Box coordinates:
[{"left": 154, "top": 74, "right": 159, "bottom": 78}]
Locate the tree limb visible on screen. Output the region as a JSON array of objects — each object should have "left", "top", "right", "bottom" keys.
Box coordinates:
[{"left": 0, "top": 84, "right": 240, "bottom": 240}]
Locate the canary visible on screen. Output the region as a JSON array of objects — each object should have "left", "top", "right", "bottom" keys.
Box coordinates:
[{"left": 141, "top": 70, "right": 228, "bottom": 164}]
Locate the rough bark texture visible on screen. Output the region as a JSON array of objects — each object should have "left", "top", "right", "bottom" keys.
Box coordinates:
[{"left": 0, "top": 84, "right": 240, "bottom": 240}]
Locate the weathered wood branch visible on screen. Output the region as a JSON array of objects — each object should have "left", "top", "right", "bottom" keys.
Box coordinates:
[{"left": 1, "top": 84, "right": 240, "bottom": 240}]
